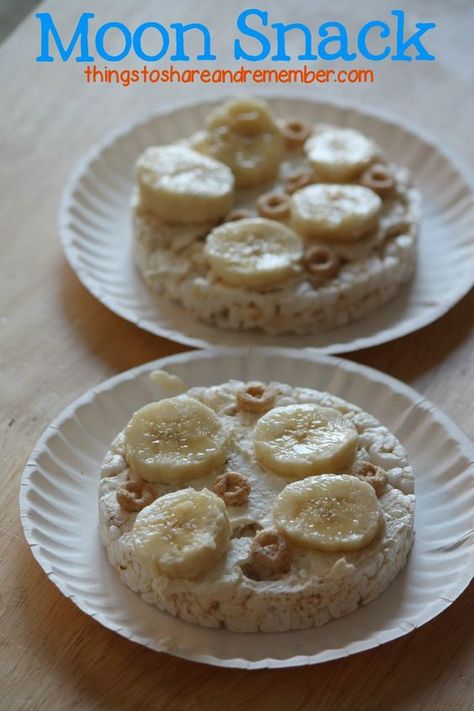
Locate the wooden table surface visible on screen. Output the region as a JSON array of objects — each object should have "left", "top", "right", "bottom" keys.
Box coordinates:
[{"left": 1, "top": 1, "right": 473, "bottom": 709}]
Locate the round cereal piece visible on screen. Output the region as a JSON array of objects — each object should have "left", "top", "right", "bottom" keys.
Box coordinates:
[
  {"left": 236, "top": 382, "right": 276, "bottom": 414},
  {"left": 212, "top": 471, "right": 251, "bottom": 507},
  {"left": 304, "top": 245, "right": 340, "bottom": 281},
  {"left": 352, "top": 462, "right": 388, "bottom": 497},
  {"left": 246, "top": 529, "right": 291, "bottom": 580},
  {"left": 116, "top": 480, "right": 156, "bottom": 513},
  {"left": 360, "top": 163, "right": 395, "bottom": 197},
  {"left": 281, "top": 118, "right": 312, "bottom": 148},
  {"left": 284, "top": 168, "right": 313, "bottom": 195},
  {"left": 256, "top": 192, "right": 291, "bottom": 220}
]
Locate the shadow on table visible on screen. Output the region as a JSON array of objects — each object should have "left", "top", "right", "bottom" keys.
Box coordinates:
[
  {"left": 349, "top": 287, "right": 474, "bottom": 384},
  {"left": 60, "top": 261, "right": 190, "bottom": 372},
  {"left": 60, "top": 255, "right": 474, "bottom": 386},
  {"left": 17, "top": 542, "right": 474, "bottom": 711},
  {"left": 0, "top": 0, "right": 41, "bottom": 45}
]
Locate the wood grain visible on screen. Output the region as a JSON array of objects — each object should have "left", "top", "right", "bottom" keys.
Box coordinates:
[{"left": 1, "top": 0, "right": 473, "bottom": 709}]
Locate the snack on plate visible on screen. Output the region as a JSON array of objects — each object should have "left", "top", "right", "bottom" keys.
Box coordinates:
[
  {"left": 99, "top": 376, "right": 415, "bottom": 633},
  {"left": 132, "top": 97, "right": 421, "bottom": 335}
]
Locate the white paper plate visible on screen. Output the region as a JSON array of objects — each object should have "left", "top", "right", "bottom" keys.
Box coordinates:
[
  {"left": 20, "top": 348, "right": 474, "bottom": 669},
  {"left": 59, "top": 96, "right": 474, "bottom": 353}
]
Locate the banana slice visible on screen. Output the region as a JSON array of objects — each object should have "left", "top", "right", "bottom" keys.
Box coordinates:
[
  {"left": 124, "top": 396, "right": 228, "bottom": 484},
  {"left": 135, "top": 145, "right": 234, "bottom": 224},
  {"left": 305, "top": 126, "right": 377, "bottom": 182},
  {"left": 254, "top": 404, "right": 358, "bottom": 478},
  {"left": 291, "top": 184, "right": 382, "bottom": 242},
  {"left": 131, "top": 488, "right": 231, "bottom": 579},
  {"left": 193, "top": 97, "right": 284, "bottom": 188},
  {"left": 204, "top": 217, "right": 303, "bottom": 290},
  {"left": 273, "top": 474, "right": 382, "bottom": 551}
]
